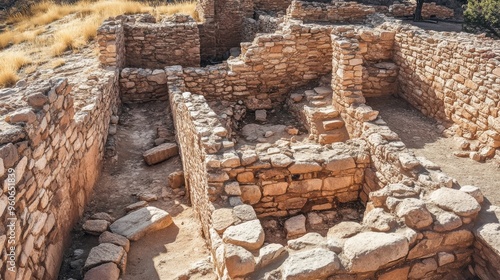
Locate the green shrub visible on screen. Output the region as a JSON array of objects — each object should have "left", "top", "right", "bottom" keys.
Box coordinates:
[{"left": 464, "top": 0, "right": 500, "bottom": 37}]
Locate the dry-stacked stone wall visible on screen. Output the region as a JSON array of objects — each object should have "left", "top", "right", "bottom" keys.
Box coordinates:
[
  {"left": 254, "top": 0, "right": 291, "bottom": 12},
  {"left": 389, "top": 2, "right": 454, "bottom": 19},
  {"left": 182, "top": 21, "right": 334, "bottom": 109},
  {"left": 393, "top": 26, "right": 500, "bottom": 161},
  {"left": 97, "top": 18, "right": 126, "bottom": 68},
  {"left": 119, "top": 68, "right": 168, "bottom": 103},
  {"left": 123, "top": 15, "right": 200, "bottom": 68},
  {"left": 474, "top": 219, "right": 500, "bottom": 280},
  {"left": 287, "top": 0, "right": 376, "bottom": 23},
  {"left": 196, "top": 0, "right": 248, "bottom": 60},
  {"left": 0, "top": 71, "right": 120, "bottom": 279}
]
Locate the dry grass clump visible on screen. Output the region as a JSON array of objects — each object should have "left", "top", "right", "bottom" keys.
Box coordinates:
[
  {"left": 50, "top": 58, "right": 66, "bottom": 69},
  {"left": 0, "top": 0, "right": 197, "bottom": 87},
  {"left": 0, "top": 51, "right": 32, "bottom": 87}
]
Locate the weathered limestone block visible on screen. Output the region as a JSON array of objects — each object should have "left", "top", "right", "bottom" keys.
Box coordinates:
[
  {"left": 285, "top": 215, "right": 307, "bottom": 239},
  {"left": 429, "top": 188, "right": 480, "bottom": 217},
  {"left": 83, "top": 220, "right": 110, "bottom": 235},
  {"left": 395, "top": 198, "right": 433, "bottom": 230},
  {"left": 288, "top": 232, "right": 327, "bottom": 250},
  {"left": 212, "top": 208, "right": 238, "bottom": 234},
  {"left": 257, "top": 243, "right": 286, "bottom": 268},
  {"left": 225, "top": 244, "right": 256, "bottom": 278},
  {"left": 143, "top": 143, "right": 178, "bottom": 165},
  {"left": 282, "top": 248, "right": 340, "bottom": 280},
  {"left": 343, "top": 232, "right": 409, "bottom": 273},
  {"left": 168, "top": 171, "right": 185, "bottom": 189},
  {"left": 110, "top": 207, "right": 173, "bottom": 241},
  {"left": 84, "top": 243, "right": 126, "bottom": 273},
  {"left": 223, "top": 220, "right": 265, "bottom": 250},
  {"left": 99, "top": 232, "right": 130, "bottom": 252}
]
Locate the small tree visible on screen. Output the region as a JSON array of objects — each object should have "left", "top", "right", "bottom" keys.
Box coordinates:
[
  {"left": 464, "top": 0, "right": 500, "bottom": 37},
  {"left": 414, "top": 0, "right": 425, "bottom": 21}
]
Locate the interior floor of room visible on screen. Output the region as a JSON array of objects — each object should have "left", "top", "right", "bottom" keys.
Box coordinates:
[
  {"left": 58, "top": 101, "right": 215, "bottom": 280},
  {"left": 367, "top": 95, "right": 500, "bottom": 207}
]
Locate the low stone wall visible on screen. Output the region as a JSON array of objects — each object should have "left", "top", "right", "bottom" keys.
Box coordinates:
[
  {"left": 123, "top": 15, "right": 200, "bottom": 68},
  {"left": 119, "top": 68, "right": 168, "bottom": 103},
  {"left": 474, "top": 219, "right": 500, "bottom": 280},
  {"left": 389, "top": 2, "right": 454, "bottom": 19},
  {"left": 286, "top": 0, "right": 376, "bottom": 23},
  {"left": 393, "top": 26, "right": 500, "bottom": 160},
  {"left": 0, "top": 71, "right": 120, "bottom": 279},
  {"left": 97, "top": 14, "right": 200, "bottom": 69}
]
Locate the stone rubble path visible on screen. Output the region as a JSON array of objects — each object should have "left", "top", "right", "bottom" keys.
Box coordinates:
[
  {"left": 59, "top": 101, "right": 215, "bottom": 280},
  {"left": 367, "top": 96, "right": 500, "bottom": 206}
]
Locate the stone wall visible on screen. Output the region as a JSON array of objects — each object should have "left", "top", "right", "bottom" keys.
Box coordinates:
[
  {"left": 119, "top": 68, "right": 168, "bottom": 103},
  {"left": 183, "top": 21, "right": 334, "bottom": 108},
  {"left": 254, "top": 0, "right": 291, "bottom": 12},
  {"left": 197, "top": 0, "right": 248, "bottom": 60},
  {"left": 393, "top": 26, "right": 500, "bottom": 161},
  {"left": 0, "top": 71, "right": 120, "bottom": 279},
  {"left": 389, "top": 2, "right": 454, "bottom": 19},
  {"left": 97, "top": 18, "right": 126, "bottom": 68},
  {"left": 474, "top": 219, "right": 500, "bottom": 280},
  {"left": 123, "top": 15, "right": 200, "bottom": 68},
  {"left": 286, "top": 0, "right": 376, "bottom": 23}
]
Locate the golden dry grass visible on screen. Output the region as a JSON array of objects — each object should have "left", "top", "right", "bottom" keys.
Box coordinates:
[
  {"left": 0, "top": 0, "right": 197, "bottom": 87},
  {"left": 49, "top": 58, "right": 66, "bottom": 69},
  {"left": 0, "top": 51, "right": 32, "bottom": 87}
]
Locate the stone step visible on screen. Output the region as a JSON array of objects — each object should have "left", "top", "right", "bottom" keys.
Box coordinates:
[
  {"left": 305, "top": 106, "right": 339, "bottom": 119},
  {"left": 323, "top": 119, "right": 345, "bottom": 131},
  {"left": 318, "top": 133, "right": 345, "bottom": 145},
  {"left": 143, "top": 142, "right": 179, "bottom": 165},
  {"left": 314, "top": 87, "right": 333, "bottom": 96},
  {"left": 310, "top": 100, "right": 328, "bottom": 107},
  {"left": 304, "top": 90, "right": 324, "bottom": 101}
]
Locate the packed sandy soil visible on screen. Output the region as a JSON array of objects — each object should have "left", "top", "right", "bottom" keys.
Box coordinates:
[
  {"left": 367, "top": 96, "right": 500, "bottom": 207},
  {"left": 59, "top": 101, "right": 215, "bottom": 280}
]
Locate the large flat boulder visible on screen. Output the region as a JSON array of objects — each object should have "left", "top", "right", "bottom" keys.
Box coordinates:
[
  {"left": 282, "top": 248, "right": 340, "bottom": 280},
  {"left": 223, "top": 220, "right": 265, "bottom": 250},
  {"left": 143, "top": 143, "right": 178, "bottom": 165},
  {"left": 110, "top": 206, "right": 173, "bottom": 241},
  {"left": 343, "top": 232, "right": 409, "bottom": 273},
  {"left": 429, "top": 187, "right": 480, "bottom": 217}
]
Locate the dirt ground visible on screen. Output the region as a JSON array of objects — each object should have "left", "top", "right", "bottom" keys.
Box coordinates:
[
  {"left": 403, "top": 20, "right": 464, "bottom": 32},
  {"left": 367, "top": 96, "right": 500, "bottom": 207},
  {"left": 59, "top": 101, "right": 215, "bottom": 280}
]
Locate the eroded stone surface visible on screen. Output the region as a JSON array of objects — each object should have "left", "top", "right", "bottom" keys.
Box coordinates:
[
  {"left": 222, "top": 220, "right": 265, "bottom": 250},
  {"left": 110, "top": 207, "right": 173, "bottom": 241},
  {"left": 429, "top": 188, "right": 480, "bottom": 217},
  {"left": 343, "top": 232, "right": 409, "bottom": 273},
  {"left": 282, "top": 248, "right": 340, "bottom": 280}
]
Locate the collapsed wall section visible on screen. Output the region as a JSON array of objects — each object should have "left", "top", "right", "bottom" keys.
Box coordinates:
[
  {"left": 0, "top": 72, "right": 120, "bottom": 279},
  {"left": 393, "top": 27, "right": 500, "bottom": 160}
]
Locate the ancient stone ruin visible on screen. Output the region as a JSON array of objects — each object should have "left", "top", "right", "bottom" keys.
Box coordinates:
[{"left": 1, "top": 0, "right": 500, "bottom": 279}]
